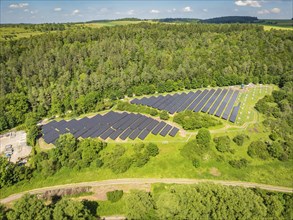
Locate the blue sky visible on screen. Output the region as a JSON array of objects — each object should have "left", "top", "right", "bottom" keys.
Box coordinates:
[{"left": 1, "top": 1, "right": 292, "bottom": 23}]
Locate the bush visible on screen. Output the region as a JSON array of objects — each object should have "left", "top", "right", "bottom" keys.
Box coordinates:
[
  {"left": 233, "top": 134, "right": 249, "bottom": 146},
  {"left": 247, "top": 141, "right": 270, "bottom": 160},
  {"left": 107, "top": 190, "right": 124, "bottom": 202},
  {"left": 173, "top": 110, "right": 222, "bottom": 130},
  {"left": 192, "top": 159, "right": 200, "bottom": 168},
  {"left": 267, "top": 142, "right": 284, "bottom": 159},
  {"left": 229, "top": 158, "right": 248, "bottom": 169},
  {"left": 110, "top": 158, "right": 133, "bottom": 174},
  {"left": 146, "top": 143, "right": 159, "bottom": 157},
  {"left": 196, "top": 128, "right": 211, "bottom": 148},
  {"left": 133, "top": 153, "right": 150, "bottom": 167},
  {"left": 214, "top": 136, "right": 231, "bottom": 153},
  {"left": 159, "top": 110, "right": 169, "bottom": 120}
]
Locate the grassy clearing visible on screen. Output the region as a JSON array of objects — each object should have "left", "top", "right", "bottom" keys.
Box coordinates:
[
  {"left": 263, "top": 25, "right": 293, "bottom": 31},
  {"left": 76, "top": 21, "right": 152, "bottom": 29},
  {"left": 0, "top": 27, "right": 44, "bottom": 41},
  {"left": 97, "top": 199, "right": 126, "bottom": 216}
]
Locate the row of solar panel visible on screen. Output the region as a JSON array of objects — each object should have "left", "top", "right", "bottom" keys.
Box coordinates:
[
  {"left": 131, "top": 89, "right": 240, "bottom": 123},
  {"left": 42, "top": 111, "right": 179, "bottom": 144}
]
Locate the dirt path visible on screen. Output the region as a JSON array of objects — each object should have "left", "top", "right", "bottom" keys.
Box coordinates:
[{"left": 1, "top": 178, "right": 292, "bottom": 204}]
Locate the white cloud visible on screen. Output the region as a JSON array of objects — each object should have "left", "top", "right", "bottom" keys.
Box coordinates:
[
  {"left": 9, "top": 3, "right": 29, "bottom": 9},
  {"left": 257, "top": 9, "right": 270, "bottom": 14},
  {"left": 203, "top": 9, "right": 208, "bottom": 12},
  {"left": 72, "top": 9, "right": 80, "bottom": 15},
  {"left": 127, "top": 10, "right": 134, "bottom": 15},
  {"left": 271, "top": 7, "right": 281, "bottom": 14},
  {"left": 54, "top": 8, "right": 62, "bottom": 12},
  {"left": 30, "top": 10, "right": 38, "bottom": 14},
  {"left": 24, "top": 9, "right": 29, "bottom": 12},
  {"left": 150, "top": 9, "right": 160, "bottom": 14},
  {"left": 183, "top": 6, "right": 192, "bottom": 12},
  {"left": 235, "top": 0, "right": 261, "bottom": 8},
  {"left": 258, "top": 7, "right": 281, "bottom": 15}
]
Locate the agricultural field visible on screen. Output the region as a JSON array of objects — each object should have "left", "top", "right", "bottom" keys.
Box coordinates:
[{"left": 0, "top": 26, "right": 43, "bottom": 40}]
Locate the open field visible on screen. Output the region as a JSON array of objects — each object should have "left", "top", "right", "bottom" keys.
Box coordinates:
[
  {"left": 263, "top": 25, "right": 293, "bottom": 31},
  {"left": 0, "top": 26, "right": 43, "bottom": 41}
]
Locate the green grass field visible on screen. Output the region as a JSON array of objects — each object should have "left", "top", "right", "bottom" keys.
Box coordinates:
[{"left": 1, "top": 84, "right": 292, "bottom": 199}]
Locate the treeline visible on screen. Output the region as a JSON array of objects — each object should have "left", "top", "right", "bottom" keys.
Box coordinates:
[
  {"left": 2, "top": 183, "right": 291, "bottom": 219},
  {"left": 1, "top": 23, "right": 293, "bottom": 131},
  {"left": 201, "top": 16, "right": 258, "bottom": 24}
]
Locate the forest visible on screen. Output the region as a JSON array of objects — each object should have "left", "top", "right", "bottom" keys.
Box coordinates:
[
  {"left": 1, "top": 183, "right": 292, "bottom": 220},
  {"left": 1, "top": 23, "right": 293, "bottom": 131}
]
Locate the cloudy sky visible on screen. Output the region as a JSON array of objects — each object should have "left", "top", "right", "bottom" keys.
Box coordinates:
[{"left": 1, "top": 0, "right": 292, "bottom": 23}]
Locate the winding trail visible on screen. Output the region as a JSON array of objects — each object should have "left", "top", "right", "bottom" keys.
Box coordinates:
[{"left": 1, "top": 178, "right": 292, "bottom": 204}]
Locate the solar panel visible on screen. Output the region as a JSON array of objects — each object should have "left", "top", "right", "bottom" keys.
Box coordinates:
[
  {"left": 229, "top": 103, "right": 241, "bottom": 123},
  {"left": 130, "top": 115, "right": 147, "bottom": 130},
  {"left": 130, "top": 98, "right": 138, "bottom": 104},
  {"left": 152, "top": 121, "right": 167, "bottom": 135},
  {"left": 159, "top": 124, "right": 172, "bottom": 137},
  {"left": 119, "top": 114, "right": 141, "bottom": 130},
  {"left": 222, "top": 91, "right": 239, "bottom": 120},
  {"left": 157, "top": 95, "right": 172, "bottom": 110},
  {"left": 187, "top": 90, "right": 208, "bottom": 111},
  {"left": 129, "top": 128, "right": 142, "bottom": 140},
  {"left": 138, "top": 129, "right": 150, "bottom": 139},
  {"left": 100, "top": 128, "right": 115, "bottom": 140},
  {"left": 109, "top": 129, "right": 125, "bottom": 140},
  {"left": 43, "top": 130, "right": 60, "bottom": 144},
  {"left": 215, "top": 90, "right": 233, "bottom": 117},
  {"left": 162, "top": 94, "right": 180, "bottom": 112},
  {"left": 146, "top": 96, "right": 157, "bottom": 106},
  {"left": 169, "top": 127, "right": 179, "bottom": 137},
  {"left": 193, "top": 89, "right": 215, "bottom": 112},
  {"left": 145, "top": 120, "right": 159, "bottom": 131},
  {"left": 138, "top": 118, "right": 153, "bottom": 130},
  {"left": 90, "top": 125, "right": 110, "bottom": 138},
  {"left": 201, "top": 89, "right": 222, "bottom": 113},
  {"left": 167, "top": 92, "right": 189, "bottom": 114},
  {"left": 164, "top": 93, "right": 186, "bottom": 113},
  {"left": 175, "top": 91, "right": 197, "bottom": 112},
  {"left": 208, "top": 89, "right": 228, "bottom": 115},
  {"left": 152, "top": 95, "right": 165, "bottom": 108},
  {"left": 119, "top": 128, "right": 133, "bottom": 140}
]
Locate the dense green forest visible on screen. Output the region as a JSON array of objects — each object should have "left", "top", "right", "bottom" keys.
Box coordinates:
[
  {"left": 1, "top": 184, "right": 292, "bottom": 219},
  {"left": 1, "top": 23, "right": 293, "bottom": 131}
]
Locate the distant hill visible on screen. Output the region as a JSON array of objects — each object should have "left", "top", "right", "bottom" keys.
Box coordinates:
[
  {"left": 201, "top": 16, "right": 258, "bottom": 24},
  {"left": 156, "top": 18, "right": 200, "bottom": 23}
]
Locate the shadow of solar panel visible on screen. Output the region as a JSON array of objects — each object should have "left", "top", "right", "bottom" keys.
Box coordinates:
[
  {"left": 201, "top": 89, "right": 222, "bottom": 113},
  {"left": 152, "top": 121, "right": 167, "bottom": 135},
  {"left": 119, "top": 128, "right": 133, "bottom": 140},
  {"left": 222, "top": 91, "right": 239, "bottom": 120},
  {"left": 100, "top": 128, "right": 115, "bottom": 140},
  {"left": 208, "top": 89, "right": 228, "bottom": 115},
  {"left": 159, "top": 124, "right": 172, "bottom": 137},
  {"left": 187, "top": 90, "right": 208, "bottom": 111},
  {"left": 229, "top": 103, "right": 240, "bottom": 123},
  {"left": 215, "top": 90, "right": 233, "bottom": 117},
  {"left": 169, "top": 127, "right": 179, "bottom": 137},
  {"left": 194, "top": 89, "right": 215, "bottom": 112}
]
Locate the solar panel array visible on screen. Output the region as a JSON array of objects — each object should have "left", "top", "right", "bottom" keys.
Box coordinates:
[
  {"left": 42, "top": 111, "right": 180, "bottom": 144},
  {"left": 131, "top": 88, "right": 241, "bottom": 123}
]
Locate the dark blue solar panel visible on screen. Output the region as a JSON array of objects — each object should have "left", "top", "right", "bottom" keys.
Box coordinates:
[
  {"left": 222, "top": 91, "right": 239, "bottom": 120},
  {"left": 194, "top": 89, "right": 215, "bottom": 112},
  {"left": 215, "top": 90, "right": 233, "bottom": 117},
  {"left": 174, "top": 91, "right": 197, "bottom": 113},
  {"left": 152, "top": 121, "right": 167, "bottom": 135},
  {"left": 119, "top": 128, "right": 133, "bottom": 140},
  {"left": 109, "top": 129, "right": 125, "bottom": 140},
  {"left": 138, "top": 129, "right": 151, "bottom": 140},
  {"left": 145, "top": 120, "right": 159, "bottom": 131},
  {"left": 187, "top": 90, "right": 208, "bottom": 111},
  {"left": 130, "top": 98, "right": 138, "bottom": 104},
  {"left": 90, "top": 125, "right": 110, "bottom": 138},
  {"left": 100, "top": 128, "right": 115, "bottom": 140},
  {"left": 138, "top": 118, "right": 153, "bottom": 130},
  {"left": 130, "top": 115, "right": 147, "bottom": 129},
  {"left": 164, "top": 93, "right": 186, "bottom": 112},
  {"left": 229, "top": 103, "right": 241, "bottom": 123},
  {"left": 129, "top": 128, "right": 142, "bottom": 140},
  {"left": 157, "top": 95, "right": 172, "bottom": 110},
  {"left": 152, "top": 95, "right": 165, "bottom": 108},
  {"left": 167, "top": 92, "right": 189, "bottom": 114},
  {"left": 208, "top": 89, "right": 228, "bottom": 115},
  {"left": 159, "top": 125, "right": 172, "bottom": 137},
  {"left": 201, "top": 89, "right": 222, "bottom": 113},
  {"left": 169, "top": 127, "right": 179, "bottom": 137},
  {"left": 119, "top": 114, "right": 141, "bottom": 130}
]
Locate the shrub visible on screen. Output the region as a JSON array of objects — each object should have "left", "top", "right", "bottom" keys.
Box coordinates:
[
  {"left": 159, "top": 110, "right": 169, "bottom": 120},
  {"left": 192, "top": 159, "right": 200, "bottom": 168},
  {"left": 133, "top": 153, "right": 150, "bottom": 167},
  {"left": 146, "top": 143, "right": 159, "bottom": 157},
  {"left": 107, "top": 190, "right": 124, "bottom": 202},
  {"left": 196, "top": 128, "right": 211, "bottom": 148},
  {"left": 214, "top": 136, "right": 231, "bottom": 153},
  {"left": 229, "top": 158, "right": 248, "bottom": 169},
  {"left": 247, "top": 141, "right": 270, "bottom": 160},
  {"left": 233, "top": 134, "right": 249, "bottom": 146}
]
